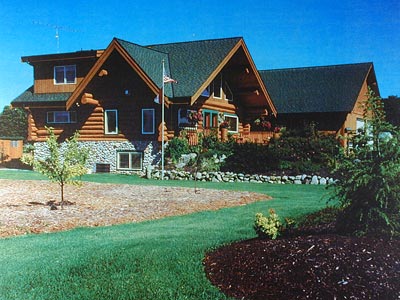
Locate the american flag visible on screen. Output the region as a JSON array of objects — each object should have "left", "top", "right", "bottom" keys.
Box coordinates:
[{"left": 163, "top": 75, "right": 177, "bottom": 83}]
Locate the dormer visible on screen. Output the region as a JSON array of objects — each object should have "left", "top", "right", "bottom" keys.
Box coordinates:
[{"left": 22, "top": 50, "right": 103, "bottom": 94}]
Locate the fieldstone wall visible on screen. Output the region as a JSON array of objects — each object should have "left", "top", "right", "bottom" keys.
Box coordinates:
[
  {"left": 33, "top": 141, "right": 159, "bottom": 174},
  {"left": 147, "top": 169, "right": 335, "bottom": 185},
  {"left": 33, "top": 141, "right": 335, "bottom": 184}
]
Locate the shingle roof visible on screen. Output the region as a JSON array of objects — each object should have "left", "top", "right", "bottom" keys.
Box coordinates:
[
  {"left": 147, "top": 37, "right": 243, "bottom": 98},
  {"left": 259, "top": 63, "right": 373, "bottom": 114},
  {"left": 116, "top": 39, "right": 173, "bottom": 98},
  {"left": 12, "top": 86, "right": 71, "bottom": 105}
]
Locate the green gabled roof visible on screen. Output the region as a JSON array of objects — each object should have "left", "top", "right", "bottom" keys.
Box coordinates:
[
  {"left": 147, "top": 37, "right": 243, "bottom": 98},
  {"left": 259, "top": 62, "right": 373, "bottom": 114},
  {"left": 115, "top": 39, "right": 173, "bottom": 98},
  {"left": 12, "top": 86, "right": 71, "bottom": 106}
]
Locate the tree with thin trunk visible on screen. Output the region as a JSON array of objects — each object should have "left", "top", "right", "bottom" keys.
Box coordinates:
[{"left": 22, "top": 127, "right": 89, "bottom": 209}]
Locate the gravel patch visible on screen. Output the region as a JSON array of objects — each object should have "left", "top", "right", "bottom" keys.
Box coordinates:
[{"left": 0, "top": 179, "right": 269, "bottom": 237}]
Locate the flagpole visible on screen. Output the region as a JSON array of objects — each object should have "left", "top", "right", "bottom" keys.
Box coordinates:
[{"left": 161, "top": 60, "right": 165, "bottom": 180}]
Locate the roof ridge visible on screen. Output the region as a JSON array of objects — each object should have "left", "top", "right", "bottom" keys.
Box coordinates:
[
  {"left": 114, "top": 37, "right": 170, "bottom": 56},
  {"left": 260, "top": 62, "right": 373, "bottom": 73},
  {"left": 146, "top": 36, "right": 243, "bottom": 48}
]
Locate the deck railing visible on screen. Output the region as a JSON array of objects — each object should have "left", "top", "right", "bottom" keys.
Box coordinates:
[
  {"left": 238, "top": 131, "right": 274, "bottom": 144},
  {"left": 180, "top": 127, "right": 275, "bottom": 146}
]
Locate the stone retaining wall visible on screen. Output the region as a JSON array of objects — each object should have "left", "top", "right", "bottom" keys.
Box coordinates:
[{"left": 147, "top": 169, "right": 335, "bottom": 185}]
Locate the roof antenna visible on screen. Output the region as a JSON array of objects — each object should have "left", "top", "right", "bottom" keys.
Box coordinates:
[
  {"left": 55, "top": 26, "right": 60, "bottom": 53},
  {"left": 33, "top": 21, "right": 79, "bottom": 53}
]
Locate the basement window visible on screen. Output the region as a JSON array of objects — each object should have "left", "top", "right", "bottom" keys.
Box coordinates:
[{"left": 117, "top": 151, "right": 143, "bottom": 170}]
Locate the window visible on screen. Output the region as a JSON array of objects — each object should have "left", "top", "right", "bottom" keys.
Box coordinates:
[
  {"left": 224, "top": 114, "right": 239, "bottom": 133},
  {"left": 213, "top": 74, "right": 222, "bottom": 98},
  {"left": 47, "top": 111, "right": 77, "bottom": 124},
  {"left": 224, "top": 81, "right": 234, "bottom": 102},
  {"left": 201, "top": 86, "right": 210, "bottom": 97},
  {"left": 54, "top": 65, "right": 76, "bottom": 84},
  {"left": 142, "top": 109, "right": 155, "bottom": 134},
  {"left": 210, "top": 73, "right": 233, "bottom": 101},
  {"left": 356, "top": 118, "right": 365, "bottom": 134},
  {"left": 117, "top": 151, "right": 142, "bottom": 170},
  {"left": 203, "top": 110, "right": 218, "bottom": 129},
  {"left": 105, "top": 109, "right": 118, "bottom": 134},
  {"left": 11, "top": 140, "right": 19, "bottom": 148},
  {"left": 178, "top": 108, "right": 196, "bottom": 127}
]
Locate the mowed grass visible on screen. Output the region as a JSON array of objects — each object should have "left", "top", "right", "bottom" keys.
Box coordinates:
[{"left": 0, "top": 170, "right": 331, "bottom": 299}]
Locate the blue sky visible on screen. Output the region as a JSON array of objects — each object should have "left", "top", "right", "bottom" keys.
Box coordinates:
[{"left": 0, "top": 0, "right": 399, "bottom": 110}]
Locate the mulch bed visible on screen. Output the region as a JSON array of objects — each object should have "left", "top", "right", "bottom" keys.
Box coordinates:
[{"left": 204, "top": 225, "right": 400, "bottom": 299}]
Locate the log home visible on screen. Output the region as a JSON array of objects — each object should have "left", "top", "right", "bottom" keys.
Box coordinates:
[
  {"left": 12, "top": 37, "right": 277, "bottom": 173},
  {"left": 259, "top": 63, "right": 380, "bottom": 146},
  {"left": 0, "top": 137, "right": 24, "bottom": 163}
]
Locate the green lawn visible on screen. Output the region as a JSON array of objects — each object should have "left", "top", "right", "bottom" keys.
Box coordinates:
[{"left": 0, "top": 170, "right": 331, "bottom": 300}]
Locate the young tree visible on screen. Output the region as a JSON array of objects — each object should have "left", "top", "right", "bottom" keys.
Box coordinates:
[
  {"left": 0, "top": 106, "right": 27, "bottom": 139},
  {"left": 22, "top": 127, "right": 89, "bottom": 209},
  {"left": 332, "top": 87, "right": 400, "bottom": 237}
]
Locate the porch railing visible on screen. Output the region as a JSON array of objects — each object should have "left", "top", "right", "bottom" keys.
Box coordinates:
[
  {"left": 180, "top": 126, "right": 275, "bottom": 146},
  {"left": 236, "top": 131, "right": 274, "bottom": 144}
]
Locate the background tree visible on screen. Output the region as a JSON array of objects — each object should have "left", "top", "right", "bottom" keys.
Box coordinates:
[
  {"left": 21, "top": 127, "right": 89, "bottom": 209},
  {"left": 332, "top": 87, "right": 400, "bottom": 237},
  {"left": 0, "top": 106, "right": 27, "bottom": 139}
]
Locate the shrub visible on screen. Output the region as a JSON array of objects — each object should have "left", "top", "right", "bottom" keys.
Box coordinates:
[
  {"left": 166, "top": 130, "right": 234, "bottom": 172},
  {"left": 165, "top": 137, "right": 190, "bottom": 162},
  {"left": 222, "top": 143, "right": 278, "bottom": 174},
  {"left": 200, "top": 130, "right": 234, "bottom": 158},
  {"left": 222, "top": 125, "right": 340, "bottom": 175},
  {"left": 268, "top": 125, "right": 340, "bottom": 174},
  {"left": 254, "top": 209, "right": 282, "bottom": 239}
]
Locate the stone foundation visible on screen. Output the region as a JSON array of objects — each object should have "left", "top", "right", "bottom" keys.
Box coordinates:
[{"left": 33, "top": 140, "right": 160, "bottom": 174}]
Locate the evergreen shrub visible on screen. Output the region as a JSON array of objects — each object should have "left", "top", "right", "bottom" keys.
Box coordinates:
[{"left": 332, "top": 88, "right": 400, "bottom": 237}]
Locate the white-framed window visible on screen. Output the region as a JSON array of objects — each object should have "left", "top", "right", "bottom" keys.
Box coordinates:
[
  {"left": 210, "top": 74, "right": 233, "bottom": 102},
  {"left": 224, "top": 114, "right": 239, "bottom": 133},
  {"left": 117, "top": 151, "right": 143, "bottom": 170},
  {"left": 105, "top": 109, "right": 118, "bottom": 134},
  {"left": 212, "top": 74, "right": 222, "bottom": 98},
  {"left": 47, "top": 111, "right": 77, "bottom": 124},
  {"left": 142, "top": 109, "right": 155, "bottom": 134},
  {"left": 11, "top": 140, "right": 19, "bottom": 148},
  {"left": 54, "top": 65, "right": 76, "bottom": 84}
]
